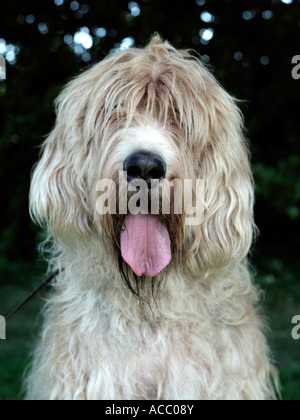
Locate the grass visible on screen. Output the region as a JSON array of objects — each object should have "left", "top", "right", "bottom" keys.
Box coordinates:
[
  {"left": 0, "top": 278, "right": 44, "bottom": 400},
  {"left": 0, "top": 263, "right": 299, "bottom": 400},
  {"left": 263, "top": 285, "right": 300, "bottom": 400}
]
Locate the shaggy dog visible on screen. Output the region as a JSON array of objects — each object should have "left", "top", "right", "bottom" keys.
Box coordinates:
[{"left": 26, "top": 36, "right": 277, "bottom": 400}]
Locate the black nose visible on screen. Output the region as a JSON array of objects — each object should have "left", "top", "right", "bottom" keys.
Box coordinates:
[{"left": 123, "top": 152, "right": 166, "bottom": 184}]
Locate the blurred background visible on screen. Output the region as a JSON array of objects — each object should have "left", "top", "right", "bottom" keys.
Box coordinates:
[{"left": 0, "top": 0, "right": 299, "bottom": 400}]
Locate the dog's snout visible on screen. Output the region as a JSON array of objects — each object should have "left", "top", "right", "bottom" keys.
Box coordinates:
[{"left": 123, "top": 152, "right": 166, "bottom": 184}]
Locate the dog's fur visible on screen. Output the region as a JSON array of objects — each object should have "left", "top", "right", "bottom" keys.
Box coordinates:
[{"left": 26, "top": 36, "right": 277, "bottom": 400}]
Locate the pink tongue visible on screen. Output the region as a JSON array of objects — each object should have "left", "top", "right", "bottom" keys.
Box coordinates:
[{"left": 121, "top": 214, "right": 171, "bottom": 277}]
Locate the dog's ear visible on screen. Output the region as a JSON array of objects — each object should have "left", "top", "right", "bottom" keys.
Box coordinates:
[
  {"left": 189, "top": 85, "right": 256, "bottom": 271},
  {"left": 29, "top": 114, "right": 91, "bottom": 242}
]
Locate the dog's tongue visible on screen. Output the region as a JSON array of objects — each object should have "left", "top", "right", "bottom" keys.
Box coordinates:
[{"left": 121, "top": 214, "right": 171, "bottom": 277}]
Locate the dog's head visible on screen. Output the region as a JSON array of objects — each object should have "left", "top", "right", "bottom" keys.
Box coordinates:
[{"left": 30, "top": 35, "right": 255, "bottom": 294}]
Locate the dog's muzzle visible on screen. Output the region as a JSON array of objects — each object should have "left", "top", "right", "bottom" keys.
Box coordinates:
[{"left": 121, "top": 151, "right": 171, "bottom": 278}]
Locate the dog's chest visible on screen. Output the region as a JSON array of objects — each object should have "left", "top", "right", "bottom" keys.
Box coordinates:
[{"left": 105, "top": 320, "right": 201, "bottom": 399}]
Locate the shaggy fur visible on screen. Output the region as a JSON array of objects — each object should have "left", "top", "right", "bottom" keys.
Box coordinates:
[{"left": 26, "top": 36, "right": 277, "bottom": 400}]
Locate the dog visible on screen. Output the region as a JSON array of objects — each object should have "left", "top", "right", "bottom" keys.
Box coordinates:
[{"left": 26, "top": 35, "right": 277, "bottom": 400}]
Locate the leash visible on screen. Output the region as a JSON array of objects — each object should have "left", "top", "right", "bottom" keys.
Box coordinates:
[{"left": 4, "top": 269, "right": 63, "bottom": 322}]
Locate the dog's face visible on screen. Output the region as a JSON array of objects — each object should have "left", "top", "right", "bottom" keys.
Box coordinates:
[{"left": 30, "top": 36, "right": 255, "bottom": 293}]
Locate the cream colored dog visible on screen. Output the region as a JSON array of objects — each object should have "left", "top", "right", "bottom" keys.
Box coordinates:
[{"left": 26, "top": 36, "right": 277, "bottom": 400}]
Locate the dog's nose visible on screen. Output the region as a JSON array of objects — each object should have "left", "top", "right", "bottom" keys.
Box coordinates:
[{"left": 123, "top": 152, "right": 166, "bottom": 184}]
